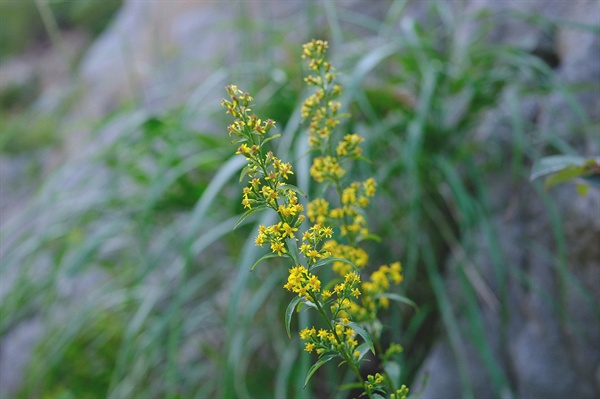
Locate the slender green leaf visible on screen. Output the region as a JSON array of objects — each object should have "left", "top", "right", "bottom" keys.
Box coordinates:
[
  {"left": 375, "top": 293, "right": 418, "bottom": 310},
  {"left": 364, "top": 233, "right": 382, "bottom": 243},
  {"left": 262, "top": 133, "right": 282, "bottom": 145},
  {"left": 347, "top": 322, "right": 374, "bottom": 355},
  {"left": 530, "top": 155, "right": 586, "bottom": 181},
  {"left": 383, "top": 361, "right": 401, "bottom": 389},
  {"left": 251, "top": 252, "right": 280, "bottom": 271},
  {"left": 279, "top": 183, "right": 308, "bottom": 198},
  {"left": 285, "top": 237, "right": 300, "bottom": 264},
  {"left": 355, "top": 342, "right": 371, "bottom": 361},
  {"left": 304, "top": 354, "right": 337, "bottom": 388},
  {"left": 239, "top": 164, "right": 251, "bottom": 182},
  {"left": 339, "top": 382, "right": 363, "bottom": 391},
  {"left": 310, "top": 257, "right": 358, "bottom": 272},
  {"left": 234, "top": 205, "right": 267, "bottom": 230},
  {"left": 285, "top": 295, "right": 303, "bottom": 339},
  {"left": 544, "top": 165, "right": 590, "bottom": 190},
  {"left": 302, "top": 300, "right": 319, "bottom": 311}
]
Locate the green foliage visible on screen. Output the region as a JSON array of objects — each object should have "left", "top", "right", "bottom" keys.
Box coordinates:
[
  {"left": 0, "top": 0, "right": 122, "bottom": 59},
  {"left": 0, "top": 76, "right": 39, "bottom": 111},
  {"left": 531, "top": 155, "right": 600, "bottom": 194},
  {"left": 0, "top": 110, "right": 61, "bottom": 153},
  {"left": 19, "top": 312, "right": 124, "bottom": 399}
]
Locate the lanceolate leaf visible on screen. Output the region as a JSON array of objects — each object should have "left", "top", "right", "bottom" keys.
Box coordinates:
[
  {"left": 262, "top": 133, "right": 282, "bottom": 145},
  {"left": 304, "top": 354, "right": 337, "bottom": 387},
  {"left": 530, "top": 155, "right": 586, "bottom": 181},
  {"left": 279, "top": 184, "right": 308, "bottom": 198},
  {"left": 233, "top": 205, "right": 267, "bottom": 230},
  {"left": 543, "top": 165, "right": 589, "bottom": 189},
  {"left": 239, "top": 164, "right": 251, "bottom": 182},
  {"left": 311, "top": 257, "right": 358, "bottom": 272},
  {"left": 347, "top": 322, "right": 375, "bottom": 355},
  {"left": 339, "top": 382, "right": 363, "bottom": 391},
  {"left": 285, "top": 295, "right": 303, "bottom": 338},
  {"left": 251, "top": 252, "right": 280, "bottom": 271},
  {"left": 383, "top": 361, "right": 401, "bottom": 387},
  {"left": 375, "top": 293, "right": 418, "bottom": 310},
  {"left": 285, "top": 237, "right": 300, "bottom": 264},
  {"left": 355, "top": 342, "right": 371, "bottom": 361},
  {"left": 531, "top": 155, "right": 600, "bottom": 191}
]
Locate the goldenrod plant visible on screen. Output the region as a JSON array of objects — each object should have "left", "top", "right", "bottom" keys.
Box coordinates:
[{"left": 222, "top": 40, "right": 410, "bottom": 399}]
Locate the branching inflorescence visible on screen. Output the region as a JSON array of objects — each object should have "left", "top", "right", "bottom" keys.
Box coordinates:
[{"left": 222, "top": 39, "right": 409, "bottom": 399}]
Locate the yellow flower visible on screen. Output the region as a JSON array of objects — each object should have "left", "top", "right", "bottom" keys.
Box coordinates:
[
  {"left": 310, "top": 156, "right": 345, "bottom": 183},
  {"left": 270, "top": 240, "right": 287, "bottom": 256},
  {"left": 299, "top": 327, "right": 313, "bottom": 340},
  {"left": 363, "top": 177, "right": 377, "bottom": 197},
  {"left": 279, "top": 222, "right": 298, "bottom": 239}
]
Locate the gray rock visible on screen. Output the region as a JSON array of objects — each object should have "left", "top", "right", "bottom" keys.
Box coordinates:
[{"left": 416, "top": 1, "right": 599, "bottom": 398}]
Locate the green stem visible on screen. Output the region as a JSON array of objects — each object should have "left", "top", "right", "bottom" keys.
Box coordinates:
[{"left": 311, "top": 293, "right": 372, "bottom": 399}]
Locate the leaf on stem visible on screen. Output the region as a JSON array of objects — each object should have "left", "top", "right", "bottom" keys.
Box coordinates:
[
  {"left": 262, "top": 133, "right": 282, "bottom": 145},
  {"left": 347, "top": 321, "right": 375, "bottom": 355},
  {"left": 374, "top": 293, "right": 418, "bottom": 310},
  {"left": 250, "top": 252, "right": 280, "bottom": 271},
  {"left": 304, "top": 354, "right": 337, "bottom": 388},
  {"left": 311, "top": 257, "right": 358, "bottom": 272},
  {"left": 285, "top": 237, "right": 301, "bottom": 264},
  {"left": 279, "top": 183, "right": 308, "bottom": 198},
  {"left": 233, "top": 205, "right": 267, "bottom": 230},
  {"left": 239, "top": 164, "right": 251, "bottom": 182},
  {"left": 530, "top": 155, "right": 586, "bottom": 181},
  {"left": 354, "top": 342, "right": 371, "bottom": 362},
  {"left": 285, "top": 295, "right": 303, "bottom": 338}
]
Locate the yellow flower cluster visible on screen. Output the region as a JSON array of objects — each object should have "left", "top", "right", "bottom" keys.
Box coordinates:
[
  {"left": 301, "top": 39, "right": 330, "bottom": 72},
  {"left": 255, "top": 222, "right": 300, "bottom": 256},
  {"left": 283, "top": 265, "right": 322, "bottom": 300},
  {"left": 336, "top": 133, "right": 364, "bottom": 157},
  {"left": 306, "top": 178, "right": 377, "bottom": 242},
  {"left": 299, "top": 224, "right": 334, "bottom": 265},
  {"left": 327, "top": 241, "right": 369, "bottom": 276},
  {"left": 307, "top": 198, "right": 329, "bottom": 224},
  {"left": 310, "top": 156, "right": 346, "bottom": 183},
  {"left": 225, "top": 40, "right": 410, "bottom": 398},
  {"left": 222, "top": 85, "right": 306, "bottom": 259},
  {"left": 384, "top": 342, "right": 404, "bottom": 358},
  {"left": 348, "top": 262, "right": 404, "bottom": 322},
  {"left": 301, "top": 40, "right": 344, "bottom": 150},
  {"left": 299, "top": 322, "right": 359, "bottom": 357},
  {"left": 366, "top": 373, "right": 385, "bottom": 391},
  {"left": 390, "top": 385, "right": 410, "bottom": 399},
  {"left": 328, "top": 271, "right": 362, "bottom": 316}
]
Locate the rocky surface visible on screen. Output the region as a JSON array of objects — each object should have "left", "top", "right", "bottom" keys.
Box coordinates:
[{"left": 416, "top": 1, "right": 600, "bottom": 398}]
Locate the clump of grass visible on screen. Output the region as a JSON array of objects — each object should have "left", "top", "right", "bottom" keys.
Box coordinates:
[{"left": 332, "top": 2, "right": 598, "bottom": 397}]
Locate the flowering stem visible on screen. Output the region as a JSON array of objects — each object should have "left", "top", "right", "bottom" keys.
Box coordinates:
[
  {"left": 334, "top": 180, "right": 358, "bottom": 245},
  {"left": 310, "top": 293, "right": 372, "bottom": 399}
]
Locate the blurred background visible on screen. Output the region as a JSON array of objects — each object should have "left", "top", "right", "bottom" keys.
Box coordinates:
[{"left": 0, "top": 0, "right": 598, "bottom": 398}]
